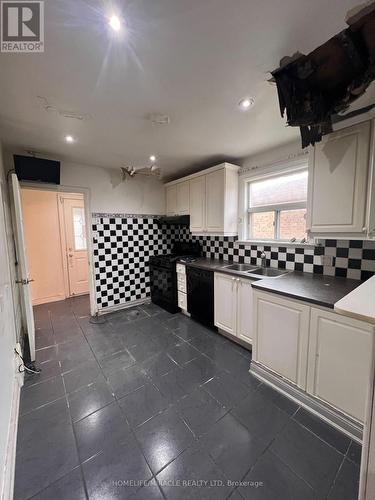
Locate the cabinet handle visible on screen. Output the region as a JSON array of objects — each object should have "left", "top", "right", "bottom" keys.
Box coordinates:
[{"left": 362, "top": 227, "right": 367, "bottom": 232}]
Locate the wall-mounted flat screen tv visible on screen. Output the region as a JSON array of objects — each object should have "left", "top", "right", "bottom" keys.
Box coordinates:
[{"left": 13, "top": 155, "right": 60, "bottom": 184}]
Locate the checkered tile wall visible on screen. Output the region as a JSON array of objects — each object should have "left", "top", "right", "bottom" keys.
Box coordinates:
[
  {"left": 174, "top": 227, "right": 375, "bottom": 281},
  {"left": 91, "top": 215, "right": 179, "bottom": 309},
  {"left": 91, "top": 215, "right": 375, "bottom": 310}
]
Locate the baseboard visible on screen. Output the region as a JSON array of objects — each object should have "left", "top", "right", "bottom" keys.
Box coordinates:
[
  {"left": 217, "top": 327, "right": 252, "bottom": 351},
  {"left": 32, "top": 294, "right": 66, "bottom": 306},
  {"left": 1, "top": 371, "right": 22, "bottom": 500},
  {"left": 251, "top": 361, "right": 363, "bottom": 442},
  {"left": 97, "top": 297, "right": 149, "bottom": 316}
]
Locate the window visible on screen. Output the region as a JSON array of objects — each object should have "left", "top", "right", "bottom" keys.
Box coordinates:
[
  {"left": 72, "top": 207, "right": 87, "bottom": 250},
  {"left": 247, "top": 169, "right": 308, "bottom": 241}
]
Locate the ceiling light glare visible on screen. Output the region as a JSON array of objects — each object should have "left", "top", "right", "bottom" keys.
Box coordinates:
[
  {"left": 65, "top": 135, "right": 75, "bottom": 143},
  {"left": 239, "top": 97, "right": 255, "bottom": 110},
  {"left": 109, "top": 15, "right": 121, "bottom": 32},
  {"left": 149, "top": 155, "right": 156, "bottom": 162}
]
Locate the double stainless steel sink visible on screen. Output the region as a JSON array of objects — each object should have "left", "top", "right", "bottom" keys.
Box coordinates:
[{"left": 223, "top": 263, "right": 290, "bottom": 278}]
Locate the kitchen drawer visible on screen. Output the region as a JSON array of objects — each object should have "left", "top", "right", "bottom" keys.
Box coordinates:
[
  {"left": 178, "top": 280, "right": 187, "bottom": 293},
  {"left": 178, "top": 291, "right": 187, "bottom": 310},
  {"left": 177, "top": 272, "right": 186, "bottom": 283},
  {"left": 176, "top": 263, "right": 186, "bottom": 275}
]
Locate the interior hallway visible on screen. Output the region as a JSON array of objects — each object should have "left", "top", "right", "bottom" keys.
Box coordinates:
[{"left": 15, "top": 297, "right": 361, "bottom": 499}]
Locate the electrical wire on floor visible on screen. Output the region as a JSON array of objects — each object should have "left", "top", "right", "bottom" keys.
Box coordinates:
[{"left": 14, "top": 346, "right": 42, "bottom": 375}]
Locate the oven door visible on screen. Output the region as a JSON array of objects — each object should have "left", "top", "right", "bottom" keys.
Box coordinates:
[{"left": 150, "top": 264, "right": 179, "bottom": 313}]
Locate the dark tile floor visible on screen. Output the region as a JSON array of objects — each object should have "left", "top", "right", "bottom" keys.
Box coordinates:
[{"left": 14, "top": 296, "right": 361, "bottom": 500}]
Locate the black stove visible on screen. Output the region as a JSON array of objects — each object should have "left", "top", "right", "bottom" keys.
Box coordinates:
[{"left": 149, "top": 241, "right": 201, "bottom": 313}]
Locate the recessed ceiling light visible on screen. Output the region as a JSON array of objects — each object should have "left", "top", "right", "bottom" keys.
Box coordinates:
[
  {"left": 109, "top": 15, "right": 121, "bottom": 32},
  {"left": 149, "top": 155, "right": 156, "bottom": 162},
  {"left": 65, "top": 135, "right": 75, "bottom": 143},
  {"left": 238, "top": 97, "right": 255, "bottom": 111}
]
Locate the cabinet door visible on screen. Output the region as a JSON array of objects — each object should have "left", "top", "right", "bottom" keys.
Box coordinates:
[
  {"left": 214, "top": 273, "right": 237, "bottom": 336},
  {"left": 206, "top": 169, "right": 225, "bottom": 232},
  {"left": 176, "top": 182, "right": 190, "bottom": 215},
  {"left": 307, "top": 308, "right": 373, "bottom": 422},
  {"left": 166, "top": 185, "right": 177, "bottom": 216},
  {"left": 237, "top": 278, "right": 254, "bottom": 345},
  {"left": 307, "top": 121, "right": 370, "bottom": 234},
  {"left": 253, "top": 291, "right": 310, "bottom": 389},
  {"left": 189, "top": 176, "right": 206, "bottom": 232}
]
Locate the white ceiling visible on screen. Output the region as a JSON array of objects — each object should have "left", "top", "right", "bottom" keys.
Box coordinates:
[{"left": 0, "top": 0, "right": 371, "bottom": 180}]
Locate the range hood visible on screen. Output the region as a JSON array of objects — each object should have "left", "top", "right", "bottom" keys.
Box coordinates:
[{"left": 157, "top": 215, "right": 190, "bottom": 226}]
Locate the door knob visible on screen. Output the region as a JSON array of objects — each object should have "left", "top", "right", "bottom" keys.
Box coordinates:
[{"left": 16, "top": 278, "right": 34, "bottom": 285}]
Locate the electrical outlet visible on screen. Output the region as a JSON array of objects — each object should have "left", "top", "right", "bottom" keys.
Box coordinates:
[{"left": 320, "top": 255, "right": 333, "bottom": 266}]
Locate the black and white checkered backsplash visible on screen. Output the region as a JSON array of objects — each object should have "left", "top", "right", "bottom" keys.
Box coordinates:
[
  {"left": 92, "top": 215, "right": 178, "bottom": 309},
  {"left": 174, "top": 227, "right": 375, "bottom": 280},
  {"left": 92, "top": 215, "right": 375, "bottom": 310}
]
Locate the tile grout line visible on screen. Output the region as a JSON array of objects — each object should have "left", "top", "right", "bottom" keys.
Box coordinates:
[{"left": 75, "top": 305, "right": 170, "bottom": 499}]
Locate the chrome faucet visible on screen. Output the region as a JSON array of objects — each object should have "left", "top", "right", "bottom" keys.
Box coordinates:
[{"left": 260, "top": 251, "right": 267, "bottom": 268}]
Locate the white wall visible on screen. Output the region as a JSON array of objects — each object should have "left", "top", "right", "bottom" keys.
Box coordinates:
[
  {"left": 61, "top": 161, "right": 165, "bottom": 215},
  {"left": 240, "top": 139, "right": 304, "bottom": 175},
  {"left": 0, "top": 140, "right": 21, "bottom": 499}
]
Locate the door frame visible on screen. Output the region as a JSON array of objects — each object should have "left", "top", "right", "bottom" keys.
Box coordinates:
[
  {"left": 17, "top": 181, "right": 97, "bottom": 317},
  {"left": 57, "top": 192, "right": 89, "bottom": 299}
]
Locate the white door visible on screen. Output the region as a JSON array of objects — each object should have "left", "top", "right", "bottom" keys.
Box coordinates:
[
  {"left": 166, "top": 185, "right": 177, "bottom": 216},
  {"left": 307, "top": 307, "right": 373, "bottom": 422},
  {"left": 253, "top": 291, "right": 310, "bottom": 389},
  {"left": 189, "top": 176, "right": 206, "bottom": 232},
  {"left": 206, "top": 169, "right": 224, "bottom": 232},
  {"left": 237, "top": 278, "right": 254, "bottom": 345},
  {"left": 62, "top": 196, "right": 89, "bottom": 296},
  {"left": 176, "top": 181, "right": 190, "bottom": 215},
  {"left": 11, "top": 174, "right": 35, "bottom": 361},
  {"left": 214, "top": 273, "right": 237, "bottom": 336},
  {"left": 307, "top": 121, "right": 370, "bottom": 234}
]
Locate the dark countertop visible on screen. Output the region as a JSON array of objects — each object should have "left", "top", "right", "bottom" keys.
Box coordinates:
[
  {"left": 181, "top": 258, "right": 230, "bottom": 272},
  {"left": 179, "top": 258, "right": 362, "bottom": 309},
  {"left": 250, "top": 271, "right": 362, "bottom": 309}
]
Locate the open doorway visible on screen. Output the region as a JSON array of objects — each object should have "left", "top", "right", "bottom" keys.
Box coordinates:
[{"left": 21, "top": 188, "right": 90, "bottom": 305}]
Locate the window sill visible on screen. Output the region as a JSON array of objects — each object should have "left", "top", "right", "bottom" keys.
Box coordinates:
[{"left": 236, "top": 240, "right": 316, "bottom": 249}]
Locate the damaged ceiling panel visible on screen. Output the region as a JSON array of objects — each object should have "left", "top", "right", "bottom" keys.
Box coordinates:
[{"left": 272, "top": 1, "right": 375, "bottom": 148}]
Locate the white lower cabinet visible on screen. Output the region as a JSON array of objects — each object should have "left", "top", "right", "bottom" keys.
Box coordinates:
[
  {"left": 252, "top": 290, "right": 374, "bottom": 425},
  {"left": 237, "top": 278, "right": 254, "bottom": 345},
  {"left": 214, "top": 273, "right": 254, "bottom": 345},
  {"left": 253, "top": 291, "right": 310, "bottom": 389},
  {"left": 307, "top": 307, "right": 373, "bottom": 422},
  {"left": 214, "top": 273, "right": 237, "bottom": 336},
  {"left": 176, "top": 264, "right": 187, "bottom": 312}
]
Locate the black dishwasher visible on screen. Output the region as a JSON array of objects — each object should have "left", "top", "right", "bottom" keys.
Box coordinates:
[{"left": 186, "top": 267, "right": 215, "bottom": 328}]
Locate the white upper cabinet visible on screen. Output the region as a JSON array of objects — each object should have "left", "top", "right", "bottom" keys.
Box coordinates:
[
  {"left": 206, "top": 169, "right": 225, "bottom": 232},
  {"left": 307, "top": 307, "right": 373, "bottom": 422},
  {"left": 176, "top": 181, "right": 190, "bottom": 215},
  {"left": 165, "top": 163, "right": 239, "bottom": 235},
  {"left": 189, "top": 176, "right": 206, "bottom": 232},
  {"left": 307, "top": 120, "right": 371, "bottom": 235},
  {"left": 368, "top": 121, "right": 375, "bottom": 236},
  {"left": 166, "top": 185, "right": 177, "bottom": 216}
]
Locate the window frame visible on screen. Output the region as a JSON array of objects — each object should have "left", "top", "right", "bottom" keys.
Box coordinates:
[{"left": 242, "top": 163, "right": 309, "bottom": 243}]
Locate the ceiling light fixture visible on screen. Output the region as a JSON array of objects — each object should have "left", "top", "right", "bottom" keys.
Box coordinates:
[
  {"left": 65, "top": 135, "right": 75, "bottom": 143},
  {"left": 238, "top": 97, "right": 255, "bottom": 111},
  {"left": 149, "top": 155, "right": 156, "bottom": 162},
  {"left": 109, "top": 15, "right": 121, "bottom": 32}
]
